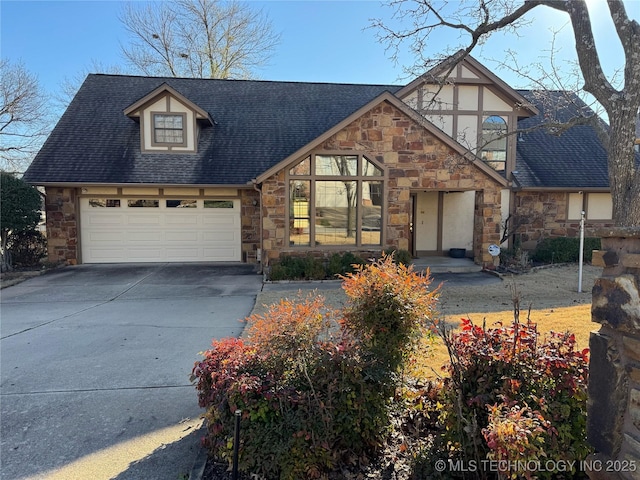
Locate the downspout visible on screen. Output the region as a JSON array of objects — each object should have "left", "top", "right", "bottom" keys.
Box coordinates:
[{"left": 252, "top": 180, "right": 264, "bottom": 275}]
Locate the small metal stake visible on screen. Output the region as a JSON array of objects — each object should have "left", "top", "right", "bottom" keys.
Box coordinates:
[
  {"left": 232, "top": 410, "right": 241, "bottom": 480},
  {"left": 578, "top": 210, "right": 585, "bottom": 293}
]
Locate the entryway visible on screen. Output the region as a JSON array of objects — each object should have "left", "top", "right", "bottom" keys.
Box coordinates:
[{"left": 411, "top": 191, "right": 475, "bottom": 258}]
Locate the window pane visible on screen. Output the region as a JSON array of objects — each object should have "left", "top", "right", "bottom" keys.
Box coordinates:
[
  {"left": 290, "top": 180, "right": 310, "bottom": 246},
  {"left": 166, "top": 199, "right": 197, "bottom": 208},
  {"left": 362, "top": 181, "right": 382, "bottom": 245},
  {"left": 204, "top": 200, "right": 234, "bottom": 208},
  {"left": 362, "top": 159, "right": 383, "bottom": 177},
  {"left": 154, "top": 114, "right": 184, "bottom": 144},
  {"left": 289, "top": 156, "right": 310, "bottom": 176},
  {"left": 154, "top": 115, "right": 182, "bottom": 129},
  {"left": 89, "top": 199, "right": 121, "bottom": 207},
  {"left": 156, "top": 129, "right": 184, "bottom": 144},
  {"left": 315, "top": 180, "right": 356, "bottom": 246},
  {"left": 481, "top": 116, "right": 507, "bottom": 171},
  {"left": 128, "top": 199, "right": 159, "bottom": 208},
  {"left": 315, "top": 155, "right": 357, "bottom": 176}
]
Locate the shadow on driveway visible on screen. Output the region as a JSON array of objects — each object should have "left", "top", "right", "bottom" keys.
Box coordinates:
[{"left": 1, "top": 263, "right": 262, "bottom": 480}]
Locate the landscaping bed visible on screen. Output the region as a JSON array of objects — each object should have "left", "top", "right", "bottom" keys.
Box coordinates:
[{"left": 196, "top": 262, "right": 598, "bottom": 480}]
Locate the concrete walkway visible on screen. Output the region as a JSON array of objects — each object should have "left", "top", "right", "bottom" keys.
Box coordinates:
[{"left": 0, "top": 263, "right": 263, "bottom": 480}]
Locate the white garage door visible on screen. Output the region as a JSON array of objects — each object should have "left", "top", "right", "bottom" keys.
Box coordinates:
[{"left": 80, "top": 198, "right": 241, "bottom": 263}]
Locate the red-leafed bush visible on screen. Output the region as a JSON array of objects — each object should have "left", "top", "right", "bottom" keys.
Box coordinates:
[{"left": 427, "top": 318, "right": 591, "bottom": 479}]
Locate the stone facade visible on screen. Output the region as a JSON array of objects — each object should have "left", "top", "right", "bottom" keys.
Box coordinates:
[
  {"left": 513, "top": 191, "right": 614, "bottom": 249},
  {"left": 587, "top": 228, "right": 640, "bottom": 479},
  {"left": 240, "top": 189, "right": 261, "bottom": 263},
  {"left": 44, "top": 187, "right": 78, "bottom": 264},
  {"left": 259, "top": 100, "right": 503, "bottom": 267}
]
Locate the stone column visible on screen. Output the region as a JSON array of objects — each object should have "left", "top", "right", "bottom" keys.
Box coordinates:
[{"left": 587, "top": 227, "right": 640, "bottom": 479}]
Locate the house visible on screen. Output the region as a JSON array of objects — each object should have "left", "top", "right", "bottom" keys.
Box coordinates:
[{"left": 23, "top": 55, "right": 614, "bottom": 269}]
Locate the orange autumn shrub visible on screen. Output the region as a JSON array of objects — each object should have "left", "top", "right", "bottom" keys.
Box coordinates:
[
  {"left": 341, "top": 253, "right": 440, "bottom": 373},
  {"left": 192, "top": 255, "right": 441, "bottom": 479}
]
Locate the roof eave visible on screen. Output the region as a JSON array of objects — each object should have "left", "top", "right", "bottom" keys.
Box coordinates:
[
  {"left": 24, "top": 181, "right": 253, "bottom": 189},
  {"left": 517, "top": 186, "right": 610, "bottom": 192}
]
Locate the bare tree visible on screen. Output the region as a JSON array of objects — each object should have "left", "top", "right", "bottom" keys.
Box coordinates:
[
  {"left": 373, "top": 0, "right": 640, "bottom": 226},
  {"left": 119, "top": 0, "right": 281, "bottom": 79},
  {"left": 0, "top": 60, "right": 51, "bottom": 174},
  {"left": 54, "top": 60, "right": 129, "bottom": 113}
]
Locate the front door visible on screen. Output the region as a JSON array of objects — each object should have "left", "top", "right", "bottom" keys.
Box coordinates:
[{"left": 413, "top": 191, "right": 475, "bottom": 257}]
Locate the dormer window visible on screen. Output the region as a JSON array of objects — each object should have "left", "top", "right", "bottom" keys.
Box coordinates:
[
  {"left": 124, "top": 83, "right": 214, "bottom": 154},
  {"left": 152, "top": 113, "right": 187, "bottom": 146}
]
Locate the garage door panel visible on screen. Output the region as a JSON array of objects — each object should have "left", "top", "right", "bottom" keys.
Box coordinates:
[
  {"left": 125, "top": 247, "right": 164, "bottom": 261},
  {"left": 203, "top": 216, "right": 238, "bottom": 226},
  {"left": 203, "top": 247, "right": 239, "bottom": 260},
  {"left": 127, "top": 215, "right": 161, "bottom": 225},
  {"left": 203, "top": 231, "right": 238, "bottom": 242},
  {"left": 165, "top": 215, "right": 199, "bottom": 225},
  {"left": 164, "top": 247, "right": 201, "bottom": 260},
  {"left": 81, "top": 198, "right": 241, "bottom": 263},
  {"left": 86, "top": 231, "right": 124, "bottom": 242},
  {"left": 87, "top": 214, "right": 124, "bottom": 225},
  {"left": 126, "top": 231, "right": 163, "bottom": 242},
  {"left": 88, "top": 248, "right": 129, "bottom": 261}
]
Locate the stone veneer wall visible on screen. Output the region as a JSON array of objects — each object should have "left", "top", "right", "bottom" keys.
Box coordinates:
[
  {"left": 44, "top": 187, "right": 78, "bottom": 264},
  {"left": 260, "top": 100, "right": 503, "bottom": 267},
  {"left": 513, "top": 191, "right": 614, "bottom": 250},
  {"left": 240, "top": 189, "right": 261, "bottom": 263},
  {"left": 586, "top": 228, "right": 640, "bottom": 479}
]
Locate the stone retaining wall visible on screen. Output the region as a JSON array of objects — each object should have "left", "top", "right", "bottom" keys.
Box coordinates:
[{"left": 587, "top": 227, "right": 640, "bottom": 479}]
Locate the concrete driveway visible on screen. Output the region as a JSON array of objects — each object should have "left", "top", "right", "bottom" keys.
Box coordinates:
[{"left": 0, "top": 263, "right": 263, "bottom": 480}]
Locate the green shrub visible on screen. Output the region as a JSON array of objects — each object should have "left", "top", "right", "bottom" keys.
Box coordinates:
[
  {"left": 7, "top": 230, "right": 47, "bottom": 267},
  {"left": 531, "top": 237, "right": 601, "bottom": 264},
  {"left": 268, "top": 255, "right": 325, "bottom": 280},
  {"left": 1, "top": 173, "right": 42, "bottom": 270},
  {"left": 383, "top": 247, "right": 412, "bottom": 266},
  {"left": 326, "top": 252, "right": 365, "bottom": 277}
]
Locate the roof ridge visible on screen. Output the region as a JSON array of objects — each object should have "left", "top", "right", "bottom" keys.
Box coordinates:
[{"left": 87, "top": 73, "right": 402, "bottom": 89}]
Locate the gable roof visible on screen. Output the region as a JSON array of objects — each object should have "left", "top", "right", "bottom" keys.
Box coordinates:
[
  {"left": 514, "top": 90, "right": 610, "bottom": 189},
  {"left": 24, "top": 74, "right": 401, "bottom": 186},
  {"left": 256, "top": 91, "right": 508, "bottom": 186},
  {"left": 396, "top": 52, "right": 538, "bottom": 117},
  {"left": 123, "top": 83, "right": 213, "bottom": 124}
]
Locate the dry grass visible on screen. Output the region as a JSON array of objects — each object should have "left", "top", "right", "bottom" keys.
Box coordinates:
[
  {"left": 414, "top": 303, "right": 596, "bottom": 380},
  {"left": 256, "top": 263, "right": 602, "bottom": 380}
]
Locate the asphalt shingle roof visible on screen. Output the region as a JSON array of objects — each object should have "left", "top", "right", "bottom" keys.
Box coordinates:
[
  {"left": 24, "top": 75, "right": 614, "bottom": 190},
  {"left": 514, "top": 90, "right": 609, "bottom": 189},
  {"left": 24, "top": 75, "right": 401, "bottom": 185}
]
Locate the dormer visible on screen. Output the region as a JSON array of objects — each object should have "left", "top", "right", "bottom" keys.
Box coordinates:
[
  {"left": 124, "top": 83, "right": 213, "bottom": 154},
  {"left": 397, "top": 53, "right": 538, "bottom": 175}
]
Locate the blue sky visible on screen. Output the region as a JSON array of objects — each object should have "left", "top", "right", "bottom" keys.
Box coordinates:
[{"left": 1, "top": 0, "right": 636, "bottom": 98}]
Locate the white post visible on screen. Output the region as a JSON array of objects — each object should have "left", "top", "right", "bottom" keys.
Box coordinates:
[{"left": 578, "top": 210, "right": 585, "bottom": 293}]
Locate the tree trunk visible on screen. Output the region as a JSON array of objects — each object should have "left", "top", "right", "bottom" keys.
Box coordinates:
[{"left": 607, "top": 108, "right": 640, "bottom": 227}]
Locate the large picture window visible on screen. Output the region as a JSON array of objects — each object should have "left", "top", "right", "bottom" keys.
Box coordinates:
[{"left": 287, "top": 153, "right": 385, "bottom": 247}]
